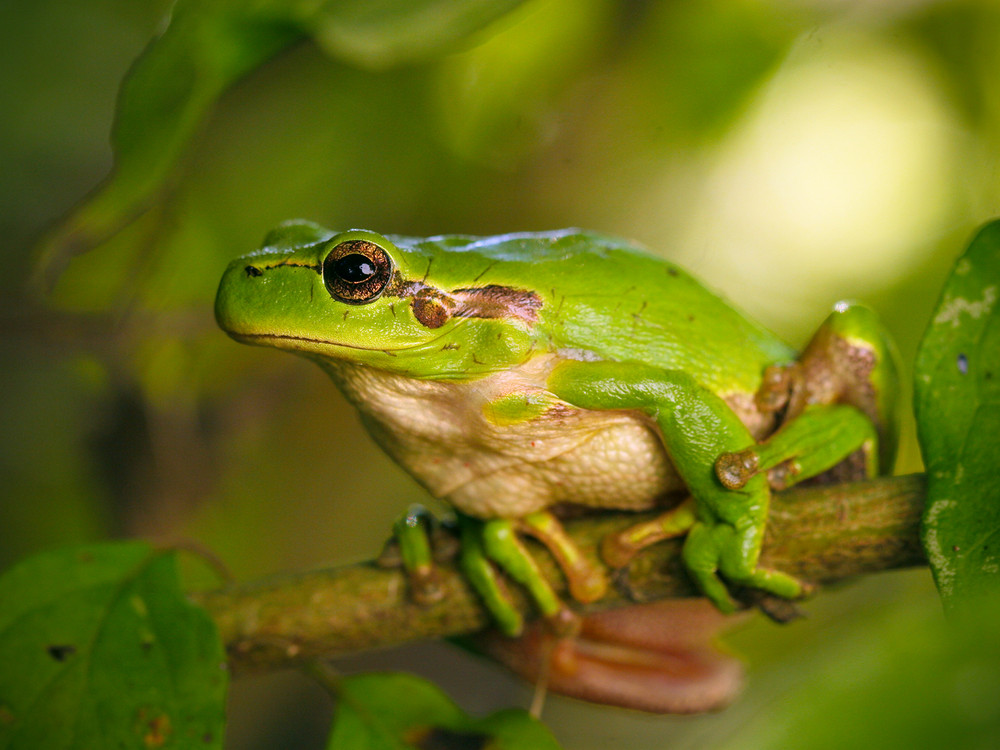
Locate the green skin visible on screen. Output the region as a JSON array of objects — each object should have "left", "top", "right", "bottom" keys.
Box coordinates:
[{"left": 216, "top": 221, "right": 899, "bottom": 636}]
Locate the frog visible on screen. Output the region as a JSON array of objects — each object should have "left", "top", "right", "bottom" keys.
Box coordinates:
[{"left": 215, "top": 220, "right": 899, "bottom": 643}]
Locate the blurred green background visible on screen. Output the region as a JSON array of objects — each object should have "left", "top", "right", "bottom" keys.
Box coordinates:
[{"left": 2, "top": 0, "right": 999, "bottom": 748}]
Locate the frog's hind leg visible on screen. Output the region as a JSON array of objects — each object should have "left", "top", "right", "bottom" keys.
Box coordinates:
[
  {"left": 794, "top": 302, "right": 900, "bottom": 471},
  {"left": 716, "top": 302, "right": 899, "bottom": 491},
  {"left": 547, "top": 359, "right": 811, "bottom": 612}
]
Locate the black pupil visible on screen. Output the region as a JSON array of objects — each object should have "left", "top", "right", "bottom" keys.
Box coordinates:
[{"left": 334, "top": 254, "right": 375, "bottom": 283}]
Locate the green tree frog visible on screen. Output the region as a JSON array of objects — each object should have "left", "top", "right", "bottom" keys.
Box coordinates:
[{"left": 216, "top": 221, "right": 898, "bottom": 649}]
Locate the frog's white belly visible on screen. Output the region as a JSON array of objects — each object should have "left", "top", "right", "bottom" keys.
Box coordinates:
[{"left": 324, "top": 357, "right": 683, "bottom": 519}]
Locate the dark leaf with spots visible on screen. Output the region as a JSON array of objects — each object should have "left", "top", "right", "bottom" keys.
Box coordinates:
[
  {"left": 915, "top": 219, "right": 1000, "bottom": 611},
  {"left": 0, "top": 542, "right": 227, "bottom": 749}
]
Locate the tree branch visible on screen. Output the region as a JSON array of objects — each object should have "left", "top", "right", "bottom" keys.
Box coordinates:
[{"left": 193, "top": 474, "right": 926, "bottom": 675}]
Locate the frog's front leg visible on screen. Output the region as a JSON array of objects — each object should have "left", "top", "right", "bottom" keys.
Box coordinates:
[
  {"left": 385, "top": 508, "right": 549, "bottom": 636},
  {"left": 390, "top": 507, "right": 605, "bottom": 636},
  {"left": 547, "top": 360, "right": 806, "bottom": 614},
  {"left": 460, "top": 511, "right": 607, "bottom": 637}
]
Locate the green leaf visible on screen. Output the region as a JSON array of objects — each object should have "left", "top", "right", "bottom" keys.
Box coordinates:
[
  {"left": 0, "top": 542, "right": 227, "bottom": 749},
  {"left": 327, "top": 672, "right": 561, "bottom": 750},
  {"left": 33, "top": 0, "right": 527, "bottom": 289},
  {"left": 915, "top": 219, "right": 1000, "bottom": 611}
]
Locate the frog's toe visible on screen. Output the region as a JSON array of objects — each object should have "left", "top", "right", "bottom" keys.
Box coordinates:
[
  {"left": 600, "top": 497, "right": 698, "bottom": 570},
  {"left": 517, "top": 511, "right": 607, "bottom": 603},
  {"left": 722, "top": 563, "right": 806, "bottom": 603},
  {"left": 410, "top": 566, "right": 447, "bottom": 605},
  {"left": 566, "top": 565, "right": 607, "bottom": 604},
  {"left": 546, "top": 605, "right": 582, "bottom": 639},
  {"left": 680, "top": 523, "right": 739, "bottom": 614},
  {"left": 761, "top": 598, "right": 804, "bottom": 622},
  {"left": 459, "top": 525, "right": 526, "bottom": 636},
  {"left": 384, "top": 505, "right": 453, "bottom": 605},
  {"left": 715, "top": 449, "right": 759, "bottom": 489},
  {"left": 731, "top": 576, "right": 816, "bottom": 622}
]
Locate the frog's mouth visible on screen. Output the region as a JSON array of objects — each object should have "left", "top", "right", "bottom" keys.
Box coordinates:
[
  {"left": 225, "top": 330, "right": 382, "bottom": 353},
  {"left": 223, "top": 328, "right": 467, "bottom": 358}
]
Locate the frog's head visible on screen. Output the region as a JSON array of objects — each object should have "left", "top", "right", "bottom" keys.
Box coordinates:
[{"left": 215, "top": 221, "right": 541, "bottom": 379}]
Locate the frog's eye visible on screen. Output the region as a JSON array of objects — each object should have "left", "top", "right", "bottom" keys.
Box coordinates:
[{"left": 323, "top": 240, "right": 393, "bottom": 303}]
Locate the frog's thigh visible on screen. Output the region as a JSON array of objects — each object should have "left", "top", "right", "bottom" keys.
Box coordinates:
[
  {"left": 799, "top": 301, "right": 900, "bottom": 469},
  {"left": 716, "top": 404, "right": 878, "bottom": 491}
]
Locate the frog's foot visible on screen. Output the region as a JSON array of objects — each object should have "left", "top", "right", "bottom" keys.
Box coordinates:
[
  {"left": 380, "top": 505, "right": 459, "bottom": 605},
  {"left": 690, "top": 559, "right": 809, "bottom": 616},
  {"left": 682, "top": 518, "right": 810, "bottom": 615},
  {"left": 714, "top": 403, "right": 879, "bottom": 491},
  {"left": 600, "top": 497, "right": 697, "bottom": 570},
  {"left": 476, "top": 599, "right": 746, "bottom": 714},
  {"left": 462, "top": 515, "right": 582, "bottom": 638}
]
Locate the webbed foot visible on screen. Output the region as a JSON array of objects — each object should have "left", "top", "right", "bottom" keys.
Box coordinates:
[{"left": 477, "top": 599, "right": 746, "bottom": 714}]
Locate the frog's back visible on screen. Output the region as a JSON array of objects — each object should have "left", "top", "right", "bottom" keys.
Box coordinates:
[{"left": 399, "top": 230, "right": 794, "bottom": 395}]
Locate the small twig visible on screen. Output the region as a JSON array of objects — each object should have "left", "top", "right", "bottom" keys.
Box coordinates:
[{"left": 192, "top": 474, "right": 926, "bottom": 675}]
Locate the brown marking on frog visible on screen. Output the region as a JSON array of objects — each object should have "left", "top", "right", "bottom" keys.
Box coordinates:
[
  {"left": 797, "top": 333, "right": 878, "bottom": 424},
  {"left": 452, "top": 285, "right": 542, "bottom": 325},
  {"left": 411, "top": 288, "right": 456, "bottom": 329},
  {"left": 407, "top": 282, "right": 543, "bottom": 329}
]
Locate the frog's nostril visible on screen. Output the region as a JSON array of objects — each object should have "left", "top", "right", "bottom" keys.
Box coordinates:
[{"left": 245, "top": 265, "right": 263, "bottom": 278}]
